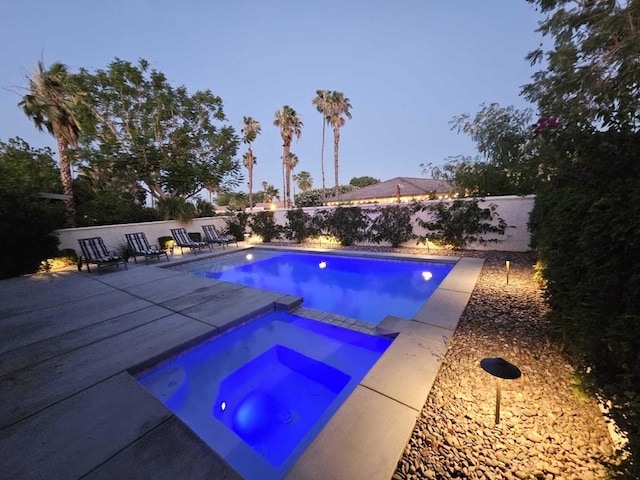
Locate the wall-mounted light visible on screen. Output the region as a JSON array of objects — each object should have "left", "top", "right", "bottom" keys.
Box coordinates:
[
  {"left": 246, "top": 253, "right": 254, "bottom": 260},
  {"left": 506, "top": 260, "right": 510, "bottom": 284},
  {"left": 421, "top": 271, "right": 433, "bottom": 281},
  {"left": 318, "top": 261, "right": 327, "bottom": 269}
]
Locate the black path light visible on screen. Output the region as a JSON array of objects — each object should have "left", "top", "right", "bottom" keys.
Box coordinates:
[{"left": 480, "top": 357, "right": 521, "bottom": 425}]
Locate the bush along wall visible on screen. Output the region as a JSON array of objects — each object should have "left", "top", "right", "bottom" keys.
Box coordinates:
[
  {"left": 283, "top": 208, "right": 319, "bottom": 243},
  {"left": 368, "top": 203, "right": 419, "bottom": 247},
  {"left": 225, "top": 211, "right": 250, "bottom": 241},
  {"left": 529, "top": 130, "right": 640, "bottom": 476},
  {"left": 320, "top": 206, "right": 371, "bottom": 246},
  {"left": 249, "top": 211, "right": 281, "bottom": 243},
  {"left": 416, "top": 198, "right": 508, "bottom": 249}
]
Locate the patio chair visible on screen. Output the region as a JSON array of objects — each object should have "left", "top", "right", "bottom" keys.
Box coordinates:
[
  {"left": 170, "top": 228, "right": 211, "bottom": 255},
  {"left": 77, "top": 237, "right": 128, "bottom": 274},
  {"left": 202, "top": 224, "right": 238, "bottom": 249},
  {"left": 125, "top": 232, "right": 169, "bottom": 265}
]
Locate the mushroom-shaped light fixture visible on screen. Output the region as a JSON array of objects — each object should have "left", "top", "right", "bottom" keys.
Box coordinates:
[{"left": 480, "top": 357, "right": 521, "bottom": 425}]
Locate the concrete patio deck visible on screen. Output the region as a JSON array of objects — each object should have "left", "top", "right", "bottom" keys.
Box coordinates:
[{"left": 0, "top": 246, "right": 483, "bottom": 480}]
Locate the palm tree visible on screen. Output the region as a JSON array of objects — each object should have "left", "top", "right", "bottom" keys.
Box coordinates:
[
  {"left": 261, "top": 181, "right": 279, "bottom": 203},
  {"left": 312, "top": 89, "right": 331, "bottom": 201},
  {"left": 273, "top": 106, "right": 303, "bottom": 208},
  {"left": 20, "top": 61, "right": 83, "bottom": 227},
  {"left": 294, "top": 170, "right": 313, "bottom": 192},
  {"left": 241, "top": 116, "right": 261, "bottom": 209},
  {"left": 326, "top": 91, "right": 352, "bottom": 196}
]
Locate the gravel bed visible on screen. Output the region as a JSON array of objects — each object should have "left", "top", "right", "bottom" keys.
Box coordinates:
[{"left": 391, "top": 250, "right": 614, "bottom": 480}]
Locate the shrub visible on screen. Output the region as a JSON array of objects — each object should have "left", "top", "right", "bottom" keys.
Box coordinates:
[
  {"left": 284, "top": 208, "right": 319, "bottom": 243},
  {"left": 529, "top": 129, "right": 640, "bottom": 476},
  {"left": 416, "top": 198, "right": 507, "bottom": 249},
  {"left": 156, "top": 197, "right": 196, "bottom": 222},
  {"left": 321, "top": 206, "right": 370, "bottom": 246},
  {"left": 157, "top": 236, "right": 174, "bottom": 251},
  {"left": 249, "top": 211, "right": 282, "bottom": 243},
  {"left": 225, "top": 212, "right": 250, "bottom": 241},
  {"left": 0, "top": 193, "right": 62, "bottom": 279},
  {"left": 294, "top": 185, "right": 358, "bottom": 207},
  {"left": 368, "top": 203, "right": 418, "bottom": 247}
]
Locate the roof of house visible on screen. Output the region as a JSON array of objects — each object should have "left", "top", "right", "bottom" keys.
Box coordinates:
[{"left": 324, "top": 177, "right": 453, "bottom": 204}]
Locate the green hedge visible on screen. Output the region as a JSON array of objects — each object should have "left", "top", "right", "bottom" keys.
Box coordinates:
[{"left": 529, "top": 129, "right": 640, "bottom": 476}]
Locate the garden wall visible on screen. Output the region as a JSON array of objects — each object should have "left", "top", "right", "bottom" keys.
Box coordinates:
[{"left": 56, "top": 195, "right": 535, "bottom": 254}]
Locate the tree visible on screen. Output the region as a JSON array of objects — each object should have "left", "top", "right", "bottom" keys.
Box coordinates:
[
  {"left": 0, "top": 137, "right": 61, "bottom": 195},
  {"left": 294, "top": 170, "right": 313, "bottom": 192},
  {"left": 214, "top": 190, "right": 247, "bottom": 211},
  {"left": 273, "top": 105, "right": 303, "bottom": 208},
  {"left": 350, "top": 176, "right": 379, "bottom": 188},
  {"left": 20, "top": 61, "right": 83, "bottom": 227},
  {"left": 312, "top": 89, "right": 331, "bottom": 200},
  {"left": 523, "top": 0, "right": 640, "bottom": 132},
  {"left": 75, "top": 58, "right": 242, "bottom": 203},
  {"left": 260, "top": 181, "right": 279, "bottom": 202},
  {"left": 524, "top": 2, "right": 640, "bottom": 475},
  {"left": 423, "top": 103, "right": 538, "bottom": 196},
  {"left": 241, "top": 116, "right": 261, "bottom": 209},
  {"left": 326, "top": 91, "right": 352, "bottom": 195},
  {"left": 73, "top": 175, "right": 159, "bottom": 226},
  {"left": 0, "top": 138, "right": 63, "bottom": 278}
]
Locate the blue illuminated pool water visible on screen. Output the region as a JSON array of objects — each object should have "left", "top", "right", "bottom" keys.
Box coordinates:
[
  {"left": 178, "top": 250, "right": 454, "bottom": 324},
  {"left": 136, "top": 310, "right": 391, "bottom": 480}
]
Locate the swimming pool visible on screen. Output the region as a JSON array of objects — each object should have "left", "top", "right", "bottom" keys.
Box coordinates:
[
  {"left": 171, "top": 249, "right": 454, "bottom": 324},
  {"left": 136, "top": 310, "right": 391, "bottom": 480}
]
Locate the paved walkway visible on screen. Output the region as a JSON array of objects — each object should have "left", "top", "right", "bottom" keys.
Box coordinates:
[{"left": 0, "top": 247, "right": 483, "bottom": 480}]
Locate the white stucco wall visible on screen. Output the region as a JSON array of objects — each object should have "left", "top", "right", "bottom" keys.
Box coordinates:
[{"left": 56, "top": 195, "right": 535, "bottom": 254}]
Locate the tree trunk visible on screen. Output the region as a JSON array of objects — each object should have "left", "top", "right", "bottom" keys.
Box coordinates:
[
  {"left": 57, "top": 138, "right": 76, "bottom": 227},
  {"left": 333, "top": 127, "right": 340, "bottom": 196},
  {"left": 284, "top": 143, "right": 292, "bottom": 208},
  {"left": 281, "top": 147, "right": 287, "bottom": 207},
  {"left": 248, "top": 147, "right": 253, "bottom": 209},
  {"left": 320, "top": 120, "right": 326, "bottom": 202}
]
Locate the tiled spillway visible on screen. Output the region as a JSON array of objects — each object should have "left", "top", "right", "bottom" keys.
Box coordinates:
[{"left": 0, "top": 251, "right": 483, "bottom": 480}]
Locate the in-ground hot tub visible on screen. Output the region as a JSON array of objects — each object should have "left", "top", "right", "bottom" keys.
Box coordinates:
[{"left": 136, "top": 310, "right": 391, "bottom": 479}]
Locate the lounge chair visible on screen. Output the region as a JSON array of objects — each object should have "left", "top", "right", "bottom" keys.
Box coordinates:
[
  {"left": 125, "top": 232, "right": 169, "bottom": 265},
  {"left": 170, "top": 228, "right": 211, "bottom": 255},
  {"left": 77, "top": 237, "right": 128, "bottom": 274},
  {"left": 202, "top": 224, "right": 238, "bottom": 249}
]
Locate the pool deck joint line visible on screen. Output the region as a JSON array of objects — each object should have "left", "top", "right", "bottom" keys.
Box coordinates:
[{"left": 0, "top": 247, "right": 483, "bottom": 480}]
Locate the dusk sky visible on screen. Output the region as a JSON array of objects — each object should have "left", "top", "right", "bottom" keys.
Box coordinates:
[{"left": 0, "top": 1, "right": 545, "bottom": 197}]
